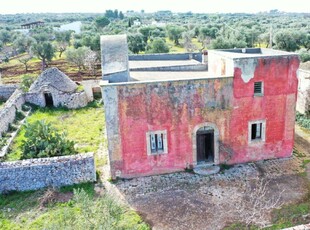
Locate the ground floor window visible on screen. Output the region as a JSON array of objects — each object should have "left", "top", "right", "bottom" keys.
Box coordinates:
[
  {"left": 248, "top": 120, "right": 266, "bottom": 143},
  {"left": 146, "top": 130, "right": 168, "bottom": 155}
]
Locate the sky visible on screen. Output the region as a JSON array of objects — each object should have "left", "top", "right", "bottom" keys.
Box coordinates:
[{"left": 0, "top": 0, "right": 308, "bottom": 14}]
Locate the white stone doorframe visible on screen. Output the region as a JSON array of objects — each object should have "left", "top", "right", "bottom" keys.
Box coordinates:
[{"left": 192, "top": 122, "right": 220, "bottom": 166}]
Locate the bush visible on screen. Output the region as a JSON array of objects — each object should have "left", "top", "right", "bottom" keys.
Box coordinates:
[
  {"left": 299, "top": 49, "right": 310, "bottom": 63},
  {"left": 33, "top": 188, "right": 150, "bottom": 229},
  {"left": 21, "top": 120, "right": 76, "bottom": 159},
  {"left": 15, "top": 110, "right": 25, "bottom": 121},
  {"left": 20, "top": 74, "right": 36, "bottom": 92},
  {"left": 296, "top": 112, "right": 310, "bottom": 130},
  {"left": 0, "top": 137, "right": 8, "bottom": 149},
  {"left": 145, "top": 38, "right": 169, "bottom": 53}
]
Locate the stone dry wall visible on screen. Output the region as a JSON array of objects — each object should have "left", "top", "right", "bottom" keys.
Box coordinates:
[
  {"left": 0, "top": 153, "right": 96, "bottom": 193},
  {"left": 81, "top": 79, "right": 101, "bottom": 101},
  {"left": 0, "top": 84, "right": 18, "bottom": 100},
  {"left": 296, "top": 69, "right": 310, "bottom": 114},
  {"left": 25, "top": 89, "right": 88, "bottom": 109},
  {"left": 0, "top": 89, "right": 25, "bottom": 136}
]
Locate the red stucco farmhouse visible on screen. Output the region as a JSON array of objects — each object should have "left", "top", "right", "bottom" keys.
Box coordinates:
[{"left": 100, "top": 35, "right": 300, "bottom": 179}]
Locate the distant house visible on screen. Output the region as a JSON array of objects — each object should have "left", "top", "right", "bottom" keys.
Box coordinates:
[
  {"left": 100, "top": 35, "right": 300, "bottom": 179},
  {"left": 151, "top": 20, "right": 166, "bottom": 27},
  {"left": 21, "top": 21, "right": 44, "bottom": 29},
  {"left": 54, "top": 21, "right": 82, "bottom": 34},
  {"left": 133, "top": 19, "right": 141, "bottom": 27},
  {"left": 25, "top": 67, "right": 88, "bottom": 108}
]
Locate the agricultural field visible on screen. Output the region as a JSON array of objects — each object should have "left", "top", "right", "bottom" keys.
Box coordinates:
[{"left": 0, "top": 52, "right": 102, "bottom": 84}]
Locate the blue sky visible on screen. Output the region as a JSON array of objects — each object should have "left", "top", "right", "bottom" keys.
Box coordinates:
[{"left": 0, "top": 0, "right": 308, "bottom": 14}]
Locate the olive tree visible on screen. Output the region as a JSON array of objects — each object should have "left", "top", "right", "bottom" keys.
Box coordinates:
[
  {"left": 31, "top": 42, "right": 55, "bottom": 70},
  {"left": 65, "top": 46, "right": 91, "bottom": 72},
  {"left": 166, "top": 25, "right": 185, "bottom": 45},
  {"left": 127, "top": 33, "right": 146, "bottom": 54},
  {"left": 146, "top": 38, "right": 169, "bottom": 53}
]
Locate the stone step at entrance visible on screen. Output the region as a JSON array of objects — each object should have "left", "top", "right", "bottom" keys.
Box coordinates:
[{"left": 193, "top": 164, "right": 220, "bottom": 176}]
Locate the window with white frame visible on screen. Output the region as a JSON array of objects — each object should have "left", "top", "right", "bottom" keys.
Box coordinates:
[
  {"left": 248, "top": 120, "right": 266, "bottom": 143},
  {"left": 254, "top": 81, "right": 263, "bottom": 96},
  {"left": 146, "top": 130, "right": 168, "bottom": 155}
]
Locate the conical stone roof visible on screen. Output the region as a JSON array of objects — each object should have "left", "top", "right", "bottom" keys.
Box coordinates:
[{"left": 29, "top": 67, "right": 77, "bottom": 93}]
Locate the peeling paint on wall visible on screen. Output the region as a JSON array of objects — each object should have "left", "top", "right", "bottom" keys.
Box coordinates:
[{"left": 234, "top": 58, "right": 258, "bottom": 83}]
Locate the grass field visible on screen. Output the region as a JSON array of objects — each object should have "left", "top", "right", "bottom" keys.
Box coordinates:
[
  {"left": 5, "top": 101, "right": 105, "bottom": 162},
  {"left": 0, "top": 183, "right": 149, "bottom": 230}
]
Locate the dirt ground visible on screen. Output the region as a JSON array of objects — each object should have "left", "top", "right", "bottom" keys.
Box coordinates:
[
  {"left": 102, "top": 126, "right": 310, "bottom": 230},
  {"left": 0, "top": 57, "right": 102, "bottom": 84}
]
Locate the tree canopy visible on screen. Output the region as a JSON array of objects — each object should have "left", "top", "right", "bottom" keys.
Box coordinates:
[{"left": 146, "top": 38, "right": 169, "bottom": 53}]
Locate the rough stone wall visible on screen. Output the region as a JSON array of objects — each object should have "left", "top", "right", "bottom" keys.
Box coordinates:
[
  {"left": 0, "top": 153, "right": 96, "bottom": 193},
  {"left": 25, "top": 87, "right": 88, "bottom": 109},
  {"left": 0, "top": 89, "right": 25, "bottom": 136},
  {"left": 80, "top": 80, "right": 101, "bottom": 102},
  {"left": 64, "top": 91, "right": 88, "bottom": 109},
  {"left": 102, "top": 77, "right": 234, "bottom": 178},
  {"left": 0, "top": 85, "right": 18, "bottom": 100},
  {"left": 296, "top": 69, "right": 310, "bottom": 114}
]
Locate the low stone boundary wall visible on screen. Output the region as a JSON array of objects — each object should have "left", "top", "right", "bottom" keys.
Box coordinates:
[
  {"left": 0, "top": 84, "right": 18, "bottom": 100},
  {"left": 130, "top": 63, "right": 207, "bottom": 72},
  {"left": 0, "top": 153, "right": 96, "bottom": 193},
  {"left": 0, "top": 89, "right": 25, "bottom": 136},
  {"left": 129, "top": 53, "right": 203, "bottom": 62},
  {"left": 297, "top": 69, "right": 310, "bottom": 114}
]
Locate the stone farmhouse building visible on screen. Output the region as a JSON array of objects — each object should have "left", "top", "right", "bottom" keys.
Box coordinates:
[
  {"left": 100, "top": 35, "right": 300, "bottom": 179},
  {"left": 25, "top": 67, "right": 88, "bottom": 109}
]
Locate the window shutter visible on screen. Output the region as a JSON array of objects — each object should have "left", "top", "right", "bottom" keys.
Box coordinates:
[
  {"left": 150, "top": 134, "right": 156, "bottom": 152},
  {"left": 254, "top": 82, "right": 262, "bottom": 94},
  {"left": 157, "top": 134, "right": 163, "bottom": 151}
]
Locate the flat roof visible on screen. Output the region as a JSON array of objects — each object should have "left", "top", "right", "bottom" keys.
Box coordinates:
[
  {"left": 209, "top": 48, "right": 298, "bottom": 59},
  {"left": 130, "top": 71, "right": 231, "bottom": 81},
  {"left": 129, "top": 59, "right": 201, "bottom": 69}
]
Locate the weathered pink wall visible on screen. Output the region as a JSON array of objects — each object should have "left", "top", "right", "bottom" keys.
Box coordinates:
[
  {"left": 115, "top": 78, "right": 234, "bottom": 177},
  {"left": 226, "top": 56, "right": 300, "bottom": 164},
  {"left": 103, "top": 55, "right": 299, "bottom": 178}
]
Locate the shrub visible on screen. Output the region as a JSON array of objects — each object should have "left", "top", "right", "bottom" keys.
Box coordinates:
[
  {"left": 20, "top": 74, "right": 36, "bottom": 92},
  {"left": 21, "top": 120, "right": 76, "bottom": 159},
  {"left": 299, "top": 49, "right": 310, "bottom": 63},
  {"left": 0, "top": 137, "right": 8, "bottom": 149},
  {"left": 15, "top": 110, "right": 25, "bottom": 121},
  {"left": 296, "top": 112, "right": 310, "bottom": 130}
]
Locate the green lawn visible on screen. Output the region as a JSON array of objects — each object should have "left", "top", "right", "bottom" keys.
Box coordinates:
[
  {"left": 6, "top": 101, "right": 105, "bottom": 161},
  {"left": 0, "top": 183, "right": 149, "bottom": 230},
  {"left": 0, "top": 100, "right": 5, "bottom": 108}
]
